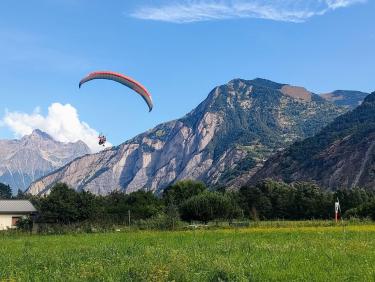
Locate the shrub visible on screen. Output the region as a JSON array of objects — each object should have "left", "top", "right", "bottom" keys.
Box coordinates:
[
  {"left": 345, "top": 200, "right": 375, "bottom": 220},
  {"left": 136, "top": 213, "right": 185, "bottom": 230},
  {"left": 180, "top": 192, "right": 242, "bottom": 223},
  {"left": 15, "top": 216, "right": 33, "bottom": 232},
  {"left": 163, "top": 180, "right": 207, "bottom": 207}
]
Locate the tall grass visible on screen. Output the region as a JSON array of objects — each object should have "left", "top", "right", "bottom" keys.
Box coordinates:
[{"left": 0, "top": 222, "right": 374, "bottom": 281}]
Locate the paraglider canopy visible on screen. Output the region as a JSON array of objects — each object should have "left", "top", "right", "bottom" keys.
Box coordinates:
[{"left": 79, "top": 71, "right": 153, "bottom": 112}]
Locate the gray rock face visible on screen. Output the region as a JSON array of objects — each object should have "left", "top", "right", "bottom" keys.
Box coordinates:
[
  {"left": 320, "top": 90, "right": 369, "bottom": 109},
  {"left": 249, "top": 92, "right": 375, "bottom": 190},
  {"left": 0, "top": 129, "right": 90, "bottom": 192},
  {"left": 27, "top": 78, "right": 346, "bottom": 196}
]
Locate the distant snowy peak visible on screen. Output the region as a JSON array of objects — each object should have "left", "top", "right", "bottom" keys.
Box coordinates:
[{"left": 0, "top": 130, "right": 91, "bottom": 192}]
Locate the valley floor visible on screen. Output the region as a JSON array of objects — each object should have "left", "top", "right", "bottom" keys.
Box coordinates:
[{"left": 0, "top": 223, "right": 374, "bottom": 281}]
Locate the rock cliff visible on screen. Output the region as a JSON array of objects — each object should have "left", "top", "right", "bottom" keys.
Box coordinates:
[
  {"left": 27, "top": 78, "right": 346, "bottom": 195},
  {"left": 0, "top": 129, "right": 90, "bottom": 192},
  {"left": 250, "top": 92, "right": 375, "bottom": 189}
]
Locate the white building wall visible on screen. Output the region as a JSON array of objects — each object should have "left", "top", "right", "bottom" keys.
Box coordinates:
[{"left": 0, "top": 214, "right": 24, "bottom": 230}]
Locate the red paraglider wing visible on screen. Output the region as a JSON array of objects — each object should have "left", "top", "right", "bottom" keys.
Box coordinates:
[{"left": 79, "top": 71, "right": 153, "bottom": 111}]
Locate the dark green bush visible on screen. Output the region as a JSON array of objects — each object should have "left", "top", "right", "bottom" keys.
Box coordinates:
[{"left": 15, "top": 216, "right": 33, "bottom": 232}]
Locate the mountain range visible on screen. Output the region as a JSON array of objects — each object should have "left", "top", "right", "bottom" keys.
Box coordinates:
[
  {"left": 250, "top": 91, "right": 375, "bottom": 189},
  {"left": 0, "top": 129, "right": 90, "bottom": 193},
  {"left": 27, "top": 78, "right": 362, "bottom": 196},
  {"left": 320, "top": 90, "right": 369, "bottom": 109}
]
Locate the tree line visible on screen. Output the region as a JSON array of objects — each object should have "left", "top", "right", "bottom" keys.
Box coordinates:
[{"left": 1, "top": 180, "right": 374, "bottom": 228}]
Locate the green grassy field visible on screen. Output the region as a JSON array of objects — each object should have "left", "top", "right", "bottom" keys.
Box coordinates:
[{"left": 0, "top": 223, "right": 374, "bottom": 281}]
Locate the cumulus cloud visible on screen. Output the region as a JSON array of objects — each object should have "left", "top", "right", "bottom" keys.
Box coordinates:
[
  {"left": 1, "top": 103, "right": 110, "bottom": 153},
  {"left": 131, "top": 0, "right": 366, "bottom": 23}
]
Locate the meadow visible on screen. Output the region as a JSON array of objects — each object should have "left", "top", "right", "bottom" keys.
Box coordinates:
[{"left": 0, "top": 222, "right": 374, "bottom": 281}]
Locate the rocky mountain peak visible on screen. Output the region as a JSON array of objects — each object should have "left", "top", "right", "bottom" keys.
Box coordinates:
[
  {"left": 249, "top": 91, "right": 375, "bottom": 189},
  {"left": 27, "top": 78, "right": 348, "bottom": 196},
  {"left": 247, "top": 78, "right": 286, "bottom": 89},
  {"left": 0, "top": 130, "right": 91, "bottom": 192},
  {"left": 23, "top": 129, "right": 54, "bottom": 142},
  {"left": 362, "top": 91, "right": 375, "bottom": 104},
  {"left": 225, "top": 78, "right": 285, "bottom": 92},
  {"left": 280, "top": 85, "right": 312, "bottom": 102},
  {"left": 32, "top": 129, "right": 52, "bottom": 138},
  {"left": 320, "top": 89, "right": 369, "bottom": 109},
  {"left": 223, "top": 78, "right": 314, "bottom": 103}
]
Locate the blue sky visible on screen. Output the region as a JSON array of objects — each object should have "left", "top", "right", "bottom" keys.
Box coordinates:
[{"left": 0, "top": 0, "right": 374, "bottom": 151}]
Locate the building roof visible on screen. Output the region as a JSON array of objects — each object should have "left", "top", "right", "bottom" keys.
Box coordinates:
[{"left": 0, "top": 200, "right": 37, "bottom": 213}]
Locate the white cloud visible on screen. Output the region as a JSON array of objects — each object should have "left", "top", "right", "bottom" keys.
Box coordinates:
[
  {"left": 131, "top": 0, "right": 366, "bottom": 23},
  {"left": 2, "top": 103, "right": 110, "bottom": 153},
  {"left": 325, "top": 0, "right": 364, "bottom": 9}
]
